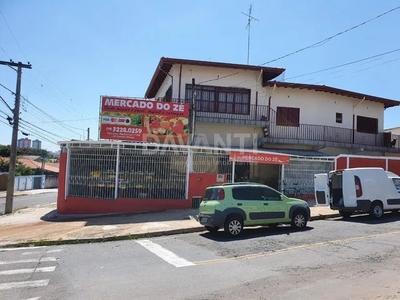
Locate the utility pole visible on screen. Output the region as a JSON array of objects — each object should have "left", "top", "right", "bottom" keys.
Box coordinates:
[
  {"left": 86, "top": 127, "right": 90, "bottom": 141},
  {"left": 0, "top": 60, "right": 32, "bottom": 214},
  {"left": 241, "top": 5, "right": 259, "bottom": 65}
]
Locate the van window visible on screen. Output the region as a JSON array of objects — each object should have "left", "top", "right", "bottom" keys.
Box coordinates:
[
  {"left": 393, "top": 178, "right": 400, "bottom": 192},
  {"left": 354, "top": 176, "right": 363, "bottom": 197},
  {"left": 203, "top": 188, "right": 225, "bottom": 201}
]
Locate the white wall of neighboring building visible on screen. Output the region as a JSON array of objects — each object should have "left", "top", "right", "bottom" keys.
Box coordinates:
[{"left": 263, "top": 86, "right": 384, "bottom": 132}]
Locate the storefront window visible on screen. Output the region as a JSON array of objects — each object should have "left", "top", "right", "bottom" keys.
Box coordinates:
[{"left": 68, "top": 147, "right": 117, "bottom": 199}]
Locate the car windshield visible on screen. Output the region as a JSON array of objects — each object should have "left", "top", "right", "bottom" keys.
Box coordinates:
[{"left": 393, "top": 178, "right": 400, "bottom": 191}]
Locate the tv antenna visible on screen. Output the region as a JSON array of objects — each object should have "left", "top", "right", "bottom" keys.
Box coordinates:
[{"left": 241, "top": 5, "right": 259, "bottom": 65}]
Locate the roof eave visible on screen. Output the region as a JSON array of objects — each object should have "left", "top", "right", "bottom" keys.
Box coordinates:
[{"left": 264, "top": 81, "right": 400, "bottom": 109}]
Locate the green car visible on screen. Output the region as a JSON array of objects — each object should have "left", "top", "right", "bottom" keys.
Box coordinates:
[{"left": 198, "top": 182, "right": 310, "bottom": 237}]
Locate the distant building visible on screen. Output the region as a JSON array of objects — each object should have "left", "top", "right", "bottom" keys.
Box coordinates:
[
  {"left": 32, "top": 139, "right": 42, "bottom": 150},
  {"left": 17, "top": 138, "right": 31, "bottom": 149}
]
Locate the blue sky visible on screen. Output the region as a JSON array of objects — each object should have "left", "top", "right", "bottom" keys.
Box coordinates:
[{"left": 0, "top": 0, "right": 399, "bottom": 151}]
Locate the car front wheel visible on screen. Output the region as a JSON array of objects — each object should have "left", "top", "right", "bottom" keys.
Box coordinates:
[{"left": 291, "top": 210, "right": 307, "bottom": 230}]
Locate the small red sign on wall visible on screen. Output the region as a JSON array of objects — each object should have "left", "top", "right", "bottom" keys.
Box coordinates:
[{"left": 229, "top": 151, "right": 290, "bottom": 165}]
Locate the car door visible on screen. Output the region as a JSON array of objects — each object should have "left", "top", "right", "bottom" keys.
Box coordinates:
[
  {"left": 231, "top": 186, "right": 264, "bottom": 226},
  {"left": 256, "top": 186, "right": 288, "bottom": 223}
]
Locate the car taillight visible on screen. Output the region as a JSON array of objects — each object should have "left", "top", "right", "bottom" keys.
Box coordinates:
[{"left": 354, "top": 176, "right": 363, "bottom": 198}]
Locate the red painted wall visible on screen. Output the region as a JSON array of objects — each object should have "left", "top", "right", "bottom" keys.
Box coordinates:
[
  {"left": 57, "top": 150, "right": 226, "bottom": 214},
  {"left": 335, "top": 155, "right": 400, "bottom": 176},
  {"left": 349, "top": 157, "right": 386, "bottom": 169},
  {"left": 188, "top": 173, "right": 227, "bottom": 203},
  {"left": 58, "top": 196, "right": 191, "bottom": 215},
  {"left": 57, "top": 152, "right": 67, "bottom": 211},
  {"left": 336, "top": 157, "right": 347, "bottom": 170},
  {"left": 388, "top": 160, "right": 400, "bottom": 176}
]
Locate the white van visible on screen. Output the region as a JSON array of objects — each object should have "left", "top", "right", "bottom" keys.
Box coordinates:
[{"left": 314, "top": 167, "right": 400, "bottom": 218}]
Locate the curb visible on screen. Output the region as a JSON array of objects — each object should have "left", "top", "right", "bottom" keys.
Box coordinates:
[
  {"left": 0, "top": 213, "right": 340, "bottom": 248},
  {"left": 0, "top": 227, "right": 206, "bottom": 249}
]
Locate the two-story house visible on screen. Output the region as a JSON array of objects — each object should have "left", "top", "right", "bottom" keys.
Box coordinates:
[{"left": 144, "top": 57, "right": 400, "bottom": 192}]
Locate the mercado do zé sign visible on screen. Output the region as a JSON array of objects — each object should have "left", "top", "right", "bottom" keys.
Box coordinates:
[
  {"left": 229, "top": 151, "right": 290, "bottom": 165},
  {"left": 100, "top": 96, "right": 190, "bottom": 144}
]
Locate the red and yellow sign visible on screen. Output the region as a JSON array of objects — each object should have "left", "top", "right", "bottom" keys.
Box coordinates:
[
  {"left": 229, "top": 151, "right": 290, "bottom": 165},
  {"left": 100, "top": 96, "right": 190, "bottom": 144}
]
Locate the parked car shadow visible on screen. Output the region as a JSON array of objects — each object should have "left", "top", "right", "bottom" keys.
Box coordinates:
[
  {"left": 200, "top": 225, "right": 314, "bottom": 242},
  {"left": 332, "top": 212, "right": 400, "bottom": 225}
]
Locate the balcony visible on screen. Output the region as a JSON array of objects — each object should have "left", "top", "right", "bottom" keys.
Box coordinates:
[
  {"left": 261, "top": 122, "right": 400, "bottom": 152},
  {"left": 194, "top": 104, "right": 269, "bottom": 126},
  {"left": 165, "top": 98, "right": 400, "bottom": 151}
]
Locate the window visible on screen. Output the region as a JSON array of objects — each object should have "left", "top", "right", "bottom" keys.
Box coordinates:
[
  {"left": 232, "top": 186, "right": 281, "bottom": 201},
  {"left": 254, "top": 187, "right": 282, "bottom": 201},
  {"left": 203, "top": 188, "right": 225, "bottom": 201},
  {"left": 185, "top": 84, "right": 250, "bottom": 115},
  {"left": 276, "top": 107, "right": 300, "bottom": 127},
  {"left": 356, "top": 116, "right": 378, "bottom": 134},
  {"left": 336, "top": 113, "right": 342, "bottom": 124},
  {"left": 392, "top": 178, "right": 400, "bottom": 192},
  {"left": 232, "top": 187, "right": 256, "bottom": 200}
]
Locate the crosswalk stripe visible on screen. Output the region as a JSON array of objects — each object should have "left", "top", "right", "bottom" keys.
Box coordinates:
[
  {"left": 0, "top": 279, "right": 49, "bottom": 290},
  {"left": 0, "top": 266, "right": 56, "bottom": 276},
  {"left": 136, "top": 239, "right": 195, "bottom": 268},
  {"left": 0, "top": 257, "right": 57, "bottom": 265},
  {"left": 23, "top": 298, "right": 41, "bottom": 300}
]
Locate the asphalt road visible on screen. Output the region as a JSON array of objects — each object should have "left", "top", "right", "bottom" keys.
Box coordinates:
[
  {"left": 1, "top": 213, "right": 400, "bottom": 300},
  {"left": 0, "top": 192, "right": 57, "bottom": 211}
]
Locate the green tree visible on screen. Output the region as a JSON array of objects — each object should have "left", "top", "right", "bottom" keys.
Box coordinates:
[{"left": 0, "top": 158, "right": 35, "bottom": 175}]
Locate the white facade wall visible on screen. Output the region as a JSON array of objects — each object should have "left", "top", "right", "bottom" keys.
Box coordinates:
[
  {"left": 266, "top": 87, "right": 384, "bottom": 132},
  {"left": 154, "top": 64, "right": 264, "bottom": 104},
  {"left": 151, "top": 63, "right": 387, "bottom": 148}
]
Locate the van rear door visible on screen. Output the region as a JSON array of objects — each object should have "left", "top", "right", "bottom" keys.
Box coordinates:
[{"left": 314, "top": 173, "right": 330, "bottom": 206}]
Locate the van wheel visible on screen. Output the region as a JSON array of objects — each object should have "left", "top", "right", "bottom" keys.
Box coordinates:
[
  {"left": 369, "top": 202, "right": 383, "bottom": 219},
  {"left": 339, "top": 210, "right": 352, "bottom": 218},
  {"left": 205, "top": 226, "right": 220, "bottom": 233},
  {"left": 291, "top": 210, "right": 307, "bottom": 230},
  {"left": 224, "top": 215, "right": 243, "bottom": 237}
]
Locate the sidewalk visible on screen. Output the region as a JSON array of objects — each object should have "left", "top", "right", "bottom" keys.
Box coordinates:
[
  {"left": 0, "top": 188, "right": 58, "bottom": 198},
  {"left": 0, "top": 202, "right": 340, "bottom": 248}
]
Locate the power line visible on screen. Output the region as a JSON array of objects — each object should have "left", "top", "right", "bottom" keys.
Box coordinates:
[
  {"left": 0, "top": 95, "right": 13, "bottom": 112},
  {"left": 1, "top": 11, "right": 89, "bottom": 118},
  {"left": 0, "top": 11, "right": 29, "bottom": 62},
  {"left": 0, "top": 83, "right": 14, "bottom": 94},
  {"left": 20, "top": 119, "right": 69, "bottom": 140},
  {"left": 30, "top": 117, "right": 98, "bottom": 123},
  {"left": 260, "top": 5, "right": 400, "bottom": 65},
  {"left": 0, "top": 82, "right": 82, "bottom": 136},
  {"left": 285, "top": 48, "right": 400, "bottom": 80},
  {"left": 18, "top": 123, "right": 58, "bottom": 145}
]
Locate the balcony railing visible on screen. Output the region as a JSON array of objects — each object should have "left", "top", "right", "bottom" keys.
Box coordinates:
[
  {"left": 161, "top": 98, "right": 400, "bottom": 150},
  {"left": 264, "top": 122, "right": 400, "bottom": 150}
]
